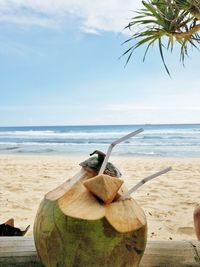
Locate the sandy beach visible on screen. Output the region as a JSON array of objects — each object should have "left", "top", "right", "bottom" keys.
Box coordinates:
[{"left": 0, "top": 154, "right": 199, "bottom": 241}]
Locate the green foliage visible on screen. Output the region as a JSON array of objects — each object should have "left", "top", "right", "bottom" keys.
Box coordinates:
[
  {"left": 175, "top": 0, "right": 200, "bottom": 18},
  {"left": 123, "top": 0, "right": 200, "bottom": 76}
]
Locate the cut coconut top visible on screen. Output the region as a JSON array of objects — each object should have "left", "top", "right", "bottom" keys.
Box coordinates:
[
  {"left": 105, "top": 199, "right": 147, "bottom": 233},
  {"left": 57, "top": 181, "right": 146, "bottom": 233},
  {"left": 58, "top": 181, "right": 105, "bottom": 220},
  {"left": 83, "top": 174, "right": 124, "bottom": 204}
]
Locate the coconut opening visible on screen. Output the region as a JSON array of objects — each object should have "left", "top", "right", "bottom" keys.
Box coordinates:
[
  {"left": 44, "top": 168, "right": 146, "bottom": 233},
  {"left": 57, "top": 180, "right": 146, "bottom": 233},
  {"left": 55, "top": 174, "right": 146, "bottom": 233}
]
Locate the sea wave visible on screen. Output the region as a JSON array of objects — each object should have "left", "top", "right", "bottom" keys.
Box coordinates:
[{"left": 0, "top": 124, "right": 200, "bottom": 157}]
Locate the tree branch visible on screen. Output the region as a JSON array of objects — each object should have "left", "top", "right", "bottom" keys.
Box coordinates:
[{"left": 173, "top": 24, "right": 200, "bottom": 39}]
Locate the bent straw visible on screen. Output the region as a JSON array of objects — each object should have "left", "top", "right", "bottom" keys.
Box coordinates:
[
  {"left": 98, "top": 128, "right": 144, "bottom": 175},
  {"left": 119, "top": 166, "right": 172, "bottom": 200},
  {"left": 61, "top": 128, "right": 143, "bottom": 191}
]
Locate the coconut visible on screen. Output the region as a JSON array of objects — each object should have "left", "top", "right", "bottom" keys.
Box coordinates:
[{"left": 34, "top": 153, "right": 147, "bottom": 267}]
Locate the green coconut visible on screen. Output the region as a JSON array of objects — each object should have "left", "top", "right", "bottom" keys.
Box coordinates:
[{"left": 34, "top": 154, "right": 147, "bottom": 267}]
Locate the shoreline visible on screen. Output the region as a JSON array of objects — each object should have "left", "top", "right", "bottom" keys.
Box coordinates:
[
  {"left": 0, "top": 154, "right": 199, "bottom": 241},
  {"left": 1, "top": 152, "right": 200, "bottom": 158}
]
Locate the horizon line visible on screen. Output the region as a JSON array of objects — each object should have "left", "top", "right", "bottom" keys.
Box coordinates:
[{"left": 0, "top": 122, "right": 200, "bottom": 128}]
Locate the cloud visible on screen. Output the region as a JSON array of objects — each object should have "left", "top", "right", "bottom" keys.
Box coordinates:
[
  {"left": 0, "top": 0, "right": 142, "bottom": 32},
  {"left": 0, "top": 14, "right": 57, "bottom": 28}
]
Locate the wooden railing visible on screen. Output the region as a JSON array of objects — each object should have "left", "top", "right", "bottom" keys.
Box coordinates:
[{"left": 0, "top": 237, "right": 200, "bottom": 267}]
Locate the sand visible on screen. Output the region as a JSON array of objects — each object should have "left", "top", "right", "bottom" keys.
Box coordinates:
[{"left": 0, "top": 154, "right": 199, "bottom": 241}]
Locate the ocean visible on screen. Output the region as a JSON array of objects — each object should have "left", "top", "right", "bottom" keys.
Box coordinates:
[{"left": 0, "top": 124, "right": 200, "bottom": 157}]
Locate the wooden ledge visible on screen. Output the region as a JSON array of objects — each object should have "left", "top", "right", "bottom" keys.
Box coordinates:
[{"left": 0, "top": 237, "right": 200, "bottom": 267}]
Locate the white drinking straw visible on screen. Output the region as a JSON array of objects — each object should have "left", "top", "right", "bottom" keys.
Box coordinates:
[
  {"left": 62, "top": 128, "right": 143, "bottom": 190},
  {"left": 118, "top": 166, "right": 172, "bottom": 200},
  {"left": 98, "top": 128, "right": 144, "bottom": 175}
]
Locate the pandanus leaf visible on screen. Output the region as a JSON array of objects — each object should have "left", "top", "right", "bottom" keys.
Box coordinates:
[{"left": 122, "top": 0, "right": 200, "bottom": 76}]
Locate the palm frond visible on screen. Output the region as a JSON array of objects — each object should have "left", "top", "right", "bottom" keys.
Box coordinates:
[{"left": 122, "top": 0, "right": 200, "bottom": 76}]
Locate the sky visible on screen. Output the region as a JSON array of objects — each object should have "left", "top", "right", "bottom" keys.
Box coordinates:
[{"left": 0, "top": 0, "right": 200, "bottom": 126}]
